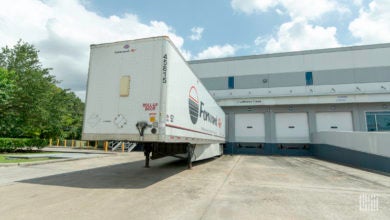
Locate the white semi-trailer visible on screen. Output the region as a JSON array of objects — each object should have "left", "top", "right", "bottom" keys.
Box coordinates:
[{"left": 82, "top": 36, "right": 225, "bottom": 168}]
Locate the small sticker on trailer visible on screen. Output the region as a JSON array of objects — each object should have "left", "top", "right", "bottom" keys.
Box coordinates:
[{"left": 143, "top": 103, "right": 158, "bottom": 111}]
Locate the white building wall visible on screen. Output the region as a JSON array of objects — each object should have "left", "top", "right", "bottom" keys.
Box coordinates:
[
  {"left": 189, "top": 43, "right": 390, "bottom": 145},
  {"left": 190, "top": 44, "right": 390, "bottom": 78}
]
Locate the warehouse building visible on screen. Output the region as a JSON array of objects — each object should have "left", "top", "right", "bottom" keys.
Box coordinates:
[{"left": 188, "top": 43, "right": 390, "bottom": 172}]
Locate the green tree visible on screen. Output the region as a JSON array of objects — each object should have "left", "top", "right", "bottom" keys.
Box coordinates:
[
  {"left": 0, "top": 40, "right": 84, "bottom": 139},
  {"left": 60, "top": 90, "right": 84, "bottom": 139},
  {"left": 42, "top": 87, "right": 84, "bottom": 139},
  {"left": 0, "top": 68, "right": 17, "bottom": 136},
  {"left": 0, "top": 41, "right": 55, "bottom": 137}
]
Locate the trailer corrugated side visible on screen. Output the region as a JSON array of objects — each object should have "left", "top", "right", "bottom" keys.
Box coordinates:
[{"left": 82, "top": 36, "right": 225, "bottom": 167}]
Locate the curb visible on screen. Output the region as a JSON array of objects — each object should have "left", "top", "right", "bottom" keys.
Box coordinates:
[
  {"left": 42, "top": 147, "right": 118, "bottom": 155},
  {"left": 0, "top": 154, "right": 111, "bottom": 168}
]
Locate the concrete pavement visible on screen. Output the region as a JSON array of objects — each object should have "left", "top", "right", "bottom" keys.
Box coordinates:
[{"left": 0, "top": 153, "right": 389, "bottom": 219}]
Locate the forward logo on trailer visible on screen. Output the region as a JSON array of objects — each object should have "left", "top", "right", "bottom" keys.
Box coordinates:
[
  {"left": 188, "top": 86, "right": 199, "bottom": 124},
  {"left": 188, "top": 86, "right": 221, "bottom": 127}
]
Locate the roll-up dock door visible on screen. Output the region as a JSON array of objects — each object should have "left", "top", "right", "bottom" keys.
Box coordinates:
[
  {"left": 275, "top": 113, "right": 309, "bottom": 143},
  {"left": 315, "top": 112, "right": 353, "bottom": 132},
  {"left": 235, "top": 113, "right": 265, "bottom": 142}
]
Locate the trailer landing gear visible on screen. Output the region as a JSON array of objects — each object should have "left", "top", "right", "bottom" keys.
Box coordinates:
[
  {"left": 144, "top": 143, "right": 152, "bottom": 168},
  {"left": 142, "top": 143, "right": 194, "bottom": 169},
  {"left": 187, "top": 144, "right": 194, "bottom": 169}
]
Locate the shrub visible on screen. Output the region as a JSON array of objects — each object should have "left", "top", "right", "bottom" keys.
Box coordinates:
[{"left": 0, "top": 138, "right": 48, "bottom": 152}]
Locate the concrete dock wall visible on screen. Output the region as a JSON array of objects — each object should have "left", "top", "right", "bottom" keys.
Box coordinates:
[
  {"left": 311, "top": 131, "right": 390, "bottom": 158},
  {"left": 310, "top": 131, "right": 390, "bottom": 173}
]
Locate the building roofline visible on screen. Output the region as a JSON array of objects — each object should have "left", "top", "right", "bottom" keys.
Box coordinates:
[{"left": 188, "top": 43, "right": 390, "bottom": 64}]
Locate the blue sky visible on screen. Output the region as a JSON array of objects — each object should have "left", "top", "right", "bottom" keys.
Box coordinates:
[
  {"left": 1, "top": 0, "right": 390, "bottom": 100},
  {"left": 84, "top": 0, "right": 282, "bottom": 55}
]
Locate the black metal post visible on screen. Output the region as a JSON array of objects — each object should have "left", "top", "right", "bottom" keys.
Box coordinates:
[
  {"left": 144, "top": 143, "right": 152, "bottom": 168},
  {"left": 187, "top": 144, "right": 193, "bottom": 169}
]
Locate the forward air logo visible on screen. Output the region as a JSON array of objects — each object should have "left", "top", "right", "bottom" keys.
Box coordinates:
[
  {"left": 188, "top": 86, "right": 220, "bottom": 127},
  {"left": 188, "top": 86, "right": 199, "bottom": 124},
  {"left": 114, "top": 44, "right": 136, "bottom": 54}
]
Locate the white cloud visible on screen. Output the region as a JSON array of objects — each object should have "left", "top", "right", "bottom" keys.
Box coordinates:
[
  {"left": 189, "top": 27, "right": 204, "bottom": 41},
  {"left": 281, "top": 0, "right": 348, "bottom": 20},
  {"left": 349, "top": 0, "right": 390, "bottom": 44},
  {"left": 179, "top": 48, "right": 192, "bottom": 61},
  {"left": 232, "top": 0, "right": 347, "bottom": 53},
  {"left": 254, "top": 36, "right": 269, "bottom": 46},
  {"left": 0, "top": 0, "right": 187, "bottom": 101},
  {"left": 231, "top": 0, "right": 277, "bottom": 14},
  {"left": 275, "top": 8, "right": 284, "bottom": 15},
  {"left": 353, "top": 0, "right": 363, "bottom": 6},
  {"left": 263, "top": 18, "right": 340, "bottom": 53},
  {"left": 0, "top": 0, "right": 51, "bottom": 46},
  {"left": 195, "top": 44, "right": 237, "bottom": 60},
  {"left": 231, "top": 0, "right": 348, "bottom": 20}
]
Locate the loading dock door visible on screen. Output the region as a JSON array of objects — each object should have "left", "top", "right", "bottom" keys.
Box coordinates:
[
  {"left": 316, "top": 112, "right": 353, "bottom": 132},
  {"left": 275, "top": 113, "right": 309, "bottom": 143},
  {"left": 235, "top": 113, "right": 265, "bottom": 142}
]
